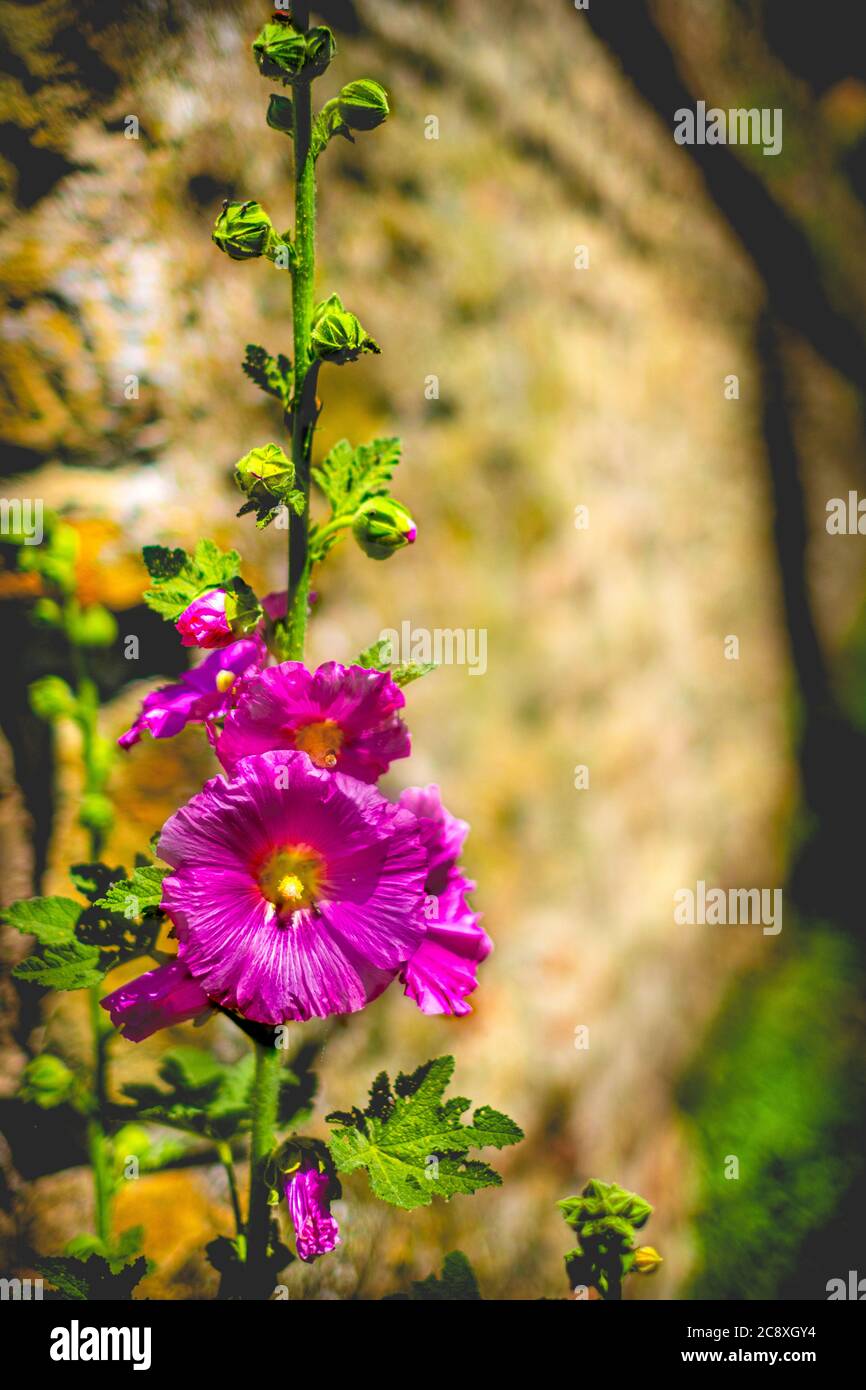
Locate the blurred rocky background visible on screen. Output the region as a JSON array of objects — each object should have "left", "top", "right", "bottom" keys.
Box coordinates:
[{"left": 1, "top": 0, "right": 865, "bottom": 1298}]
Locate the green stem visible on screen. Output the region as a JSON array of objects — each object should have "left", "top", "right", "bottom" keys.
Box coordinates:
[
  {"left": 287, "top": 70, "right": 317, "bottom": 661},
  {"left": 217, "top": 1141, "right": 245, "bottom": 1245},
  {"left": 243, "top": 1038, "right": 283, "bottom": 1297},
  {"left": 87, "top": 985, "right": 112, "bottom": 1245}
]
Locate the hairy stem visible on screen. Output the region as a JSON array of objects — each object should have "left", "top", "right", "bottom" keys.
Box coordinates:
[
  {"left": 287, "top": 69, "right": 317, "bottom": 661},
  {"left": 87, "top": 986, "right": 112, "bottom": 1245},
  {"left": 243, "top": 1038, "right": 283, "bottom": 1297}
]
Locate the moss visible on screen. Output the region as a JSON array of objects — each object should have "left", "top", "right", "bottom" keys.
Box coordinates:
[{"left": 680, "top": 925, "right": 865, "bottom": 1299}]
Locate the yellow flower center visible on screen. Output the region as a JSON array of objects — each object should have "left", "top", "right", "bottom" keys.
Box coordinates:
[
  {"left": 258, "top": 845, "right": 324, "bottom": 916},
  {"left": 292, "top": 718, "right": 344, "bottom": 769},
  {"left": 215, "top": 669, "right": 236, "bottom": 694}
]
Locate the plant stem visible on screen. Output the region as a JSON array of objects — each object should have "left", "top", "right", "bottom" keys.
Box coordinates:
[
  {"left": 217, "top": 1141, "right": 245, "bottom": 1244},
  {"left": 287, "top": 66, "right": 317, "bottom": 662},
  {"left": 87, "top": 985, "right": 112, "bottom": 1245},
  {"left": 243, "top": 1038, "right": 283, "bottom": 1297}
]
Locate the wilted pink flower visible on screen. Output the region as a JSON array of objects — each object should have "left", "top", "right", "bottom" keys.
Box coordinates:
[
  {"left": 176, "top": 589, "right": 235, "bottom": 648},
  {"left": 216, "top": 661, "right": 410, "bottom": 782},
  {"left": 158, "top": 750, "right": 428, "bottom": 1023},
  {"left": 284, "top": 1163, "right": 340, "bottom": 1263},
  {"left": 100, "top": 959, "right": 212, "bottom": 1041},
  {"left": 117, "top": 636, "right": 265, "bottom": 749},
  {"left": 398, "top": 785, "right": 492, "bottom": 1015}
]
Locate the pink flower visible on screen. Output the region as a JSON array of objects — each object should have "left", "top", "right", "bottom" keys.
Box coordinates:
[
  {"left": 398, "top": 785, "right": 492, "bottom": 1016},
  {"left": 216, "top": 661, "right": 410, "bottom": 782},
  {"left": 158, "top": 750, "right": 428, "bottom": 1024},
  {"left": 118, "top": 636, "right": 265, "bottom": 749},
  {"left": 284, "top": 1164, "right": 340, "bottom": 1263},
  {"left": 100, "top": 959, "right": 212, "bottom": 1041},
  {"left": 176, "top": 589, "right": 235, "bottom": 649}
]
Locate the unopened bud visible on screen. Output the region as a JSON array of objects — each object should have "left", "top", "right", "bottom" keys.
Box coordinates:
[{"left": 352, "top": 497, "right": 417, "bottom": 560}]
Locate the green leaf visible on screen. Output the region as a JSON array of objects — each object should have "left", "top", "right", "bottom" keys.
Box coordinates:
[
  {"left": 38, "top": 1253, "right": 149, "bottom": 1301},
  {"left": 242, "top": 344, "right": 293, "bottom": 409},
  {"left": 142, "top": 538, "right": 242, "bottom": 621},
  {"left": 123, "top": 1047, "right": 257, "bottom": 1141},
  {"left": 312, "top": 436, "right": 402, "bottom": 550},
  {"left": 69, "top": 863, "right": 127, "bottom": 904},
  {"left": 325, "top": 1056, "right": 523, "bottom": 1210},
  {"left": 1, "top": 896, "right": 81, "bottom": 945},
  {"left": 388, "top": 1250, "right": 482, "bottom": 1301},
  {"left": 355, "top": 639, "right": 436, "bottom": 687},
  {"left": 94, "top": 864, "right": 167, "bottom": 920},
  {"left": 13, "top": 938, "right": 103, "bottom": 991}
]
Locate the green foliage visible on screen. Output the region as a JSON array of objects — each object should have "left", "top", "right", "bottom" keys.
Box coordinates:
[
  {"left": 95, "top": 863, "right": 168, "bottom": 920},
  {"left": 355, "top": 639, "right": 436, "bottom": 687},
  {"left": 142, "top": 539, "right": 256, "bottom": 625},
  {"left": 326, "top": 1056, "right": 522, "bottom": 1210},
  {"left": 242, "top": 344, "right": 293, "bottom": 409},
  {"left": 3, "top": 861, "right": 162, "bottom": 987},
  {"left": 558, "top": 1178, "right": 659, "bottom": 1299},
  {"left": 387, "top": 1250, "right": 482, "bottom": 1301},
  {"left": 2, "top": 894, "right": 81, "bottom": 944},
  {"left": 680, "top": 924, "right": 865, "bottom": 1299},
  {"left": 312, "top": 436, "right": 401, "bottom": 526},
  {"left": 38, "top": 1253, "right": 148, "bottom": 1301},
  {"left": 123, "top": 1044, "right": 316, "bottom": 1142}
]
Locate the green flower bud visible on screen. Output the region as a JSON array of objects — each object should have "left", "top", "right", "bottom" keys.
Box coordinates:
[
  {"left": 20, "top": 1054, "right": 76, "bottom": 1109},
  {"left": 253, "top": 19, "right": 335, "bottom": 84},
  {"left": 32, "top": 597, "right": 63, "bottom": 627},
  {"left": 213, "top": 200, "right": 281, "bottom": 262},
  {"left": 29, "top": 675, "right": 77, "bottom": 722},
  {"left": 311, "top": 293, "right": 380, "bottom": 364},
  {"left": 338, "top": 79, "right": 389, "bottom": 131},
  {"left": 632, "top": 1246, "right": 663, "bottom": 1275},
  {"left": 79, "top": 792, "right": 114, "bottom": 836},
  {"left": 267, "top": 93, "right": 294, "bottom": 134},
  {"left": 235, "top": 442, "right": 295, "bottom": 502},
  {"left": 352, "top": 497, "right": 417, "bottom": 560},
  {"left": 68, "top": 603, "right": 118, "bottom": 649}
]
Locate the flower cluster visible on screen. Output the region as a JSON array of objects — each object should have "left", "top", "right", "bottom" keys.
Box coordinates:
[{"left": 107, "top": 658, "right": 490, "bottom": 1035}]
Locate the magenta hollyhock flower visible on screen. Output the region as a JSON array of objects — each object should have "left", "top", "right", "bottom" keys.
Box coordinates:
[
  {"left": 118, "top": 637, "right": 265, "bottom": 749},
  {"left": 216, "top": 661, "right": 410, "bottom": 782},
  {"left": 176, "top": 589, "right": 235, "bottom": 648},
  {"left": 158, "top": 750, "right": 428, "bottom": 1024},
  {"left": 284, "top": 1164, "right": 340, "bottom": 1263},
  {"left": 397, "top": 785, "right": 492, "bottom": 1016},
  {"left": 100, "top": 959, "right": 212, "bottom": 1041}
]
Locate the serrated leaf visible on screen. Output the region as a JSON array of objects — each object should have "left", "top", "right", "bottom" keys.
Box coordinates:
[
  {"left": 123, "top": 1047, "right": 260, "bottom": 1141},
  {"left": 312, "top": 436, "right": 401, "bottom": 524},
  {"left": 69, "top": 863, "right": 127, "bottom": 904},
  {"left": 38, "top": 1254, "right": 148, "bottom": 1301},
  {"left": 142, "top": 538, "right": 242, "bottom": 622},
  {"left": 95, "top": 863, "right": 168, "bottom": 920},
  {"left": 242, "top": 343, "right": 294, "bottom": 409},
  {"left": 1, "top": 896, "right": 81, "bottom": 945},
  {"left": 354, "top": 640, "right": 437, "bottom": 687},
  {"left": 325, "top": 1056, "right": 523, "bottom": 1210},
  {"left": 388, "top": 1250, "right": 482, "bottom": 1301},
  {"left": 13, "top": 939, "right": 103, "bottom": 991}
]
